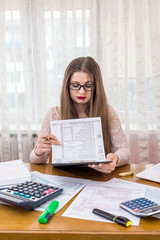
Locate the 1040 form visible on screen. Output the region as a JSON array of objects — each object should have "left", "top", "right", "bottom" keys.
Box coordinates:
[{"left": 50, "top": 117, "right": 111, "bottom": 166}]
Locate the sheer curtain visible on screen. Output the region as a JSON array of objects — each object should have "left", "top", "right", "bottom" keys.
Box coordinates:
[{"left": 0, "top": 0, "right": 160, "bottom": 163}]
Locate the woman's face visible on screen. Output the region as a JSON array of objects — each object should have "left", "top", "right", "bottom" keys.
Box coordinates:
[{"left": 69, "top": 71, "right": 93, "bottom": 105}]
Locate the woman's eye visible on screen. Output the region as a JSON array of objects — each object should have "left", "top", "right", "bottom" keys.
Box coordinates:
[
  {"left": 85, "top": 85, "right": 92, "bottom": 88},
  {"left": 72, "top": 83, "right": 79, "bottom": 87}
]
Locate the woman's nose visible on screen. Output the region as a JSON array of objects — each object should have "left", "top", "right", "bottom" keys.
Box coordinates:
[{"left": 79, "top": 86, "right": 86, "bottom": 93}]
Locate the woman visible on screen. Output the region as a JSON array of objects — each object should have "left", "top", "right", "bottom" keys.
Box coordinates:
[{"left": 30, "top": 56, "right": 130, "bottom": 173}]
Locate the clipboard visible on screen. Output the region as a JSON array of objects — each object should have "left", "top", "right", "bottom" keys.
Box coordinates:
[
  {"left": 50, "top": 117, "right": 108, "bottom": 167},
  {"left": 51, "top": 160, "right": 112, "bottom": 167}
]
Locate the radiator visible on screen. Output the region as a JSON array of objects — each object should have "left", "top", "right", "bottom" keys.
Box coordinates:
[
  {"left": 0, "top": 133, "right": 38, "bottom": 163},
  {"left": 0, "top": 133, "right": 159, "bottom": 163}
]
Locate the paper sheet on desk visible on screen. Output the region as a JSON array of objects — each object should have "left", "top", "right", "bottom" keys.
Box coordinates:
[
  {"left": 31, "top": 171, "right": 91, "bottom": 212},
  {"left": 0, "top": 159, "right": 31, "bottom": 186},
  {"left": 0, "top": 171, "right": 89, "bottom": 210},
  {"left": 152, "top": 213, "right": 160, "bottom": 219},
  {"left": 62, "top": 178, "right": 160, "bottom": 226},
  {"left": 136, "top": 163, "right": 160, "bottom": 183},
  {"left": 110, "top": 178, "right": 160, "bottom": 219}
]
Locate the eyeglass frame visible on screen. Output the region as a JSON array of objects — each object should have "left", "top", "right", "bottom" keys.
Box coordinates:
[{"left": 68, "top": 82, "right": 96, "bottom": 91}]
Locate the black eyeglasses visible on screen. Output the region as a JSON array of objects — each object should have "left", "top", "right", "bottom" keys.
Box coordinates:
[{"left": 68, "top": 82, "right": 95, "bottom": 91}]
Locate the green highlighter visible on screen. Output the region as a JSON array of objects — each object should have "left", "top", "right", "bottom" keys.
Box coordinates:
[{"left": 38, "top": 200, "right": 59, "bottom": 224}]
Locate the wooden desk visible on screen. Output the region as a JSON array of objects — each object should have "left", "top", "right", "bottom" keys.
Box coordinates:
[{"left": 0, "top": 164, "right": 160, "bottom": 240}]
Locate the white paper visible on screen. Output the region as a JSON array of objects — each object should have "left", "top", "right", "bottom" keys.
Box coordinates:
[
  {"left": 62, "top": 178, "right": 160, "bottom": 226},
  {"left": 62, "top": 178, "right": 142, "bottom": 226},
  {"left": 136, "top": 163, "right": 160, "bottom": 183},
  {"left": 108, "top": 178, "right": 160, "bottom": 204},
  {"left": 0, "top": 160, "right": 31, "bottom": 187},
  {"left": 31, "top": 171, "right": 91, "bottom": 212},
  {"left": 50, "top": 117, "right": 106, "bottom": 164}
]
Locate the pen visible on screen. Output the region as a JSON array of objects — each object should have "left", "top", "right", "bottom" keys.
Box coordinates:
[
  {"left": 92, "top": 208, "right": 131, "bottom": 227},
  {"left": 44, "top": 137, "right": 50, "bottom": 141},
  {"left": 38, "top": 200, "right": 59, "bottom": 224}
]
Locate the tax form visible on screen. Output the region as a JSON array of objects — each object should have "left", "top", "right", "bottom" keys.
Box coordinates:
[
  {"left": 0, "top": 171, "right": 89, "bottom": 211},
  {"left": 50, "top": 117, "right": 106, "bottom": 166},
  {"left": 31, "top": 171, "right": 90, "bottom": 212},
  {"left": 62, "top": 178, "right": 160, "bottom": 226}
]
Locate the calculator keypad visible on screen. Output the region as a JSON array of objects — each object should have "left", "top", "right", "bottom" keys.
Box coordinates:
[
  {"left": 0, "top": 181, "right": 63, "bottom": 210},
  {"left": 4, "top": 181, "right": 59, "bottom": 201},
  {"left": 122, "top": 197, "right": 158, "bottom": 212},
  {"left": 120, "top": 197, "right": 160, "bottom": 216}
]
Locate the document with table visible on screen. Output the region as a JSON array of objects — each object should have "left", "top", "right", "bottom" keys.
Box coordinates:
[
  {"left": 50, "top": 117, "right": 106, "bottom": 166},
  {"left": 0, "top": 170, "right": 89, "bottom": 211},
  {"left": 31, "top": 171, "right": 90, "bottom": 212},
  {"left": 1, "top": 162, "right": 160, "bottom": 227},
  {"left": 62, "top": 178, "right": 160, "bottom": 226},
  {"left": 23, "top": 171, "right": 160, "bottom": 225}
]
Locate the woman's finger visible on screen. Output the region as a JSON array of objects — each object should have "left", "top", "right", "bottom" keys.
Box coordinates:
[{"left": 41, "top": 134, "right": 61, "bottom": 145}]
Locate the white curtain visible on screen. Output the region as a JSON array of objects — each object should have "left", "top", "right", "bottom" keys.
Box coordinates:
[{"left": 0, "top": 0, "right": 160, "bottom": 163}]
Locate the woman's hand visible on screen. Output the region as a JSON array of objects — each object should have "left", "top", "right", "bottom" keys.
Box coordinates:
[
  {"left": 88, "top": 153, "right": 119, "bottom": 174},
  {"left": 34, "top": 133, "right": 61, "bottom": 157}
]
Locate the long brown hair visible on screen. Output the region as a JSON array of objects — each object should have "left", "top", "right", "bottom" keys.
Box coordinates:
[{"left": 60, "top": 56, "right": 112, "bottom": 155}]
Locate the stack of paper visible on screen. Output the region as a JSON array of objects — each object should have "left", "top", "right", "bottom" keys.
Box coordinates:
[{"left": 0, "top": 160, "right": 31, "bottom": 187}]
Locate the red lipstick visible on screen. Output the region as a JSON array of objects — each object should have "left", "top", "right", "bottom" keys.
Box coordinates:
[{"left": 77, "top": 96, "right": 85, "bottom": 100}]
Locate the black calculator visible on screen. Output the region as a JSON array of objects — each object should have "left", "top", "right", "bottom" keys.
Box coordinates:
[
  {"left": 0, "top": 181, "right": 63, "bottom": 210},
  {"left": 120, "top": 197, "right": 160, "bottom": 217}
]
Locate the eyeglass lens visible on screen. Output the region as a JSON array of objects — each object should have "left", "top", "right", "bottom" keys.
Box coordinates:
[{"left": 69, "top": 83, "right": 93, "bottom": 91}]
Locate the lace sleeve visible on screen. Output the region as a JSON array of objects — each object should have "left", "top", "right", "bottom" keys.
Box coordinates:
[
  {"left": 29, "top": 107, "right": 60, "bottom": 164},
  {"left": 108, "top": 105, "right": 130, "bottom": 167}
]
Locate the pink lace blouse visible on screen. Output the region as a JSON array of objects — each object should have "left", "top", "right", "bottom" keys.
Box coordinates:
[{"left": 30, "top": 105, "right": 130, "bottom": 166}]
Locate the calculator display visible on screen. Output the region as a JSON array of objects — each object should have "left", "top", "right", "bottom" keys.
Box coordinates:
[{"left": 120, "top": 197, "right": 160, "bottom": 217}]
